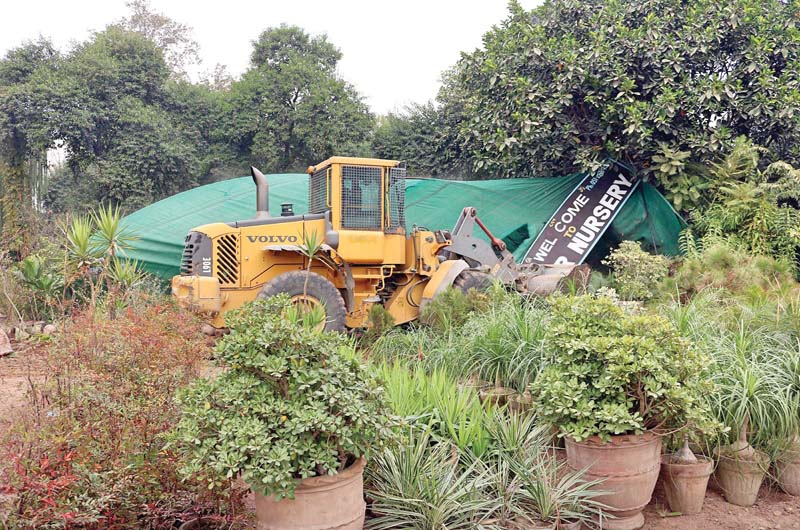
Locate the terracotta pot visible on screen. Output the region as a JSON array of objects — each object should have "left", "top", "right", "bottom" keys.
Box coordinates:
[
  {"left": 565, "top": 432, "right": 662, "bottom": 530},
  {"left": 479, "top": 386, "right": 515, "bottom": 405},
  {"left": 253, "top": 457, "right": 366, "bottom": 530},
  {"left": 775, "top": 449, "right": 800, "bottom": 496},
  {"left": 557, "top": 519, "right": 583, "bottom": 530},
  {"left": 715, "top": 450, "right": 769, "bottom": 507},
  {"left": 507, "top": 392, "right": 533, "bottom": 413},
  {"left": 463, "top": 377, "right": 492, "bottom": 393},
  {"left": 659, "top": 454, "right": 713, "bottom": 515}
]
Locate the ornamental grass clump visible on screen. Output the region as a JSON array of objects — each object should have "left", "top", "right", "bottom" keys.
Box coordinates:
[
  {"left": 173, "top": 295, "right": 397, "bottom": 499},
  {"left": 532, "top": 294, "right": 721, "bottom": 442}
]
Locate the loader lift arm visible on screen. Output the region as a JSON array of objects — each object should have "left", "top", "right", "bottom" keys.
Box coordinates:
[{"left": 439, "top": 207, "right": 589, "bottom": 294}]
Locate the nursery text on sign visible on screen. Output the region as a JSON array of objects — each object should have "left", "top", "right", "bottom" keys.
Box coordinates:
[{"left": 524, "top": 162, "right": 639, "bottom": 265}]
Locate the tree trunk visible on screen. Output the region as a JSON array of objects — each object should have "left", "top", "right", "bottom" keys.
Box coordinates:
[{"left": 0, "top": 134, "right": 31, "bottom": 257}]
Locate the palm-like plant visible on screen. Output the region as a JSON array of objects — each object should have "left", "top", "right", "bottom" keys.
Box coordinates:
[
  {"left": 92, "top": 204, "right": 138, "bottom": 259},
  {"left": 709, "top": 319, "right": 797, "bottom": 452},
  {"left": 61, "top": 206, "right": 143, "bottom": 313},
  {"left": 366, "top": 429, "right": 495, "bottom": 530}
]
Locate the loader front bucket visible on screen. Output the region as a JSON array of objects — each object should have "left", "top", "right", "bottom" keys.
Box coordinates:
[{"left": 525, "top": 264, "right": 591, "bottom": 295}]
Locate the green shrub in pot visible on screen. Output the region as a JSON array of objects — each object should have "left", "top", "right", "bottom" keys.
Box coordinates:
[
  {"left": 172, "top": 295, "right": 397, "bottom": 499},
  {"left": 531, "top": 294, "right": 722, "bottom": 529},
  {"left": 532, "top": 294, "right": 720, "bottom": 442}
]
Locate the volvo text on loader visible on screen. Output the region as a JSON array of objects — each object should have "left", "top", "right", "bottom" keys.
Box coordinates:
[{"left": 171, "top": 157, "right": 584, "bottom": 332}]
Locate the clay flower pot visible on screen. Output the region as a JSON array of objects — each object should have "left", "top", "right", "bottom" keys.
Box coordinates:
[
  {"left": 714, "top": 420, "right": 769, "bottom": 507},
  {"left": 659, "top": 454, "right": 713, "bottom": 514},
  {"left": 463, "top": 377, "right": 492, "bottom": 393},
  {"left": 715, "top": 450, "right": 769, "bottom": 507},
  {"left": 479, "top": 386, "right": 515, "bottom": 405},
  {"left": 253, "top": 457, "right": 366, "bottom": 530},
  {"left": 775, "top": 448, "right": 800, "bottom": 496},
  {"left": 508, "top": 391, "right": 533, "bottom": 413},
  {"left": 565, "top": 432, "right": 662, "bottom": 530}
]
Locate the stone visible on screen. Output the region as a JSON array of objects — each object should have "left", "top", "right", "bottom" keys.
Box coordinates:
[{"left": 0, "top": 328, "right": 11, "bottom": 356}]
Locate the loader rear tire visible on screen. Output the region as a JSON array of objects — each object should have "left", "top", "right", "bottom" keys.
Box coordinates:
[
  {"left": 257, "top": 271, "right": 347, "bottom": 332},
  {"left": 452, "top": 270, "right": 492, "bottom": 294}
]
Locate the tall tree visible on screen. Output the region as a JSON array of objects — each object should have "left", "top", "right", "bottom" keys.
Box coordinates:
[
  {"left": 118, "top": 0, "right": 201, "bottom": 79},
  {"left": 0, "top": 39, "right": 59, "bottom": 253},
  {"left": 451, "top": 0, "right": 800, "bottom": 210},
  {"left": 224, "top": 25, "right": 373, "bottom": 172},
  {"left": 45, "top": 27, "right": 208, "bottom": 210}
]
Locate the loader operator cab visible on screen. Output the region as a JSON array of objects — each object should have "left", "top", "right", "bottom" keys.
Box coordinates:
[{"left": 307, "top": 157, "right": 406, "bottom": 237}]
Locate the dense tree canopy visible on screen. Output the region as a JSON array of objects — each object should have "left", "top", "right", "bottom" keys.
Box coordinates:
[
  {"left": 5, "top": 0, "right": 800, "bottom": 254},
  {"left": 445, "top": 0, "right": 800, "bottom": 209},
  {"left": 0, "top": 13, "right": 377, "bottom": 238},
  {"left": 223, "top": 25, "right": 373, "bottom": 173}
]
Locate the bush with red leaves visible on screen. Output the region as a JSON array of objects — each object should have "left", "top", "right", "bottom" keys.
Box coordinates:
[{"left": 0, "top": 298, "right": 250, "bottom": 529}]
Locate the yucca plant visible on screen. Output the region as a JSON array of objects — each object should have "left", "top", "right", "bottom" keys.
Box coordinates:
[
  {"left": 60, "top": 206, "right": 142, "bottom": 313},
  {"left": 433, "top": 383, "right": 492, "bottom": 458},
  {"left": 92, "top": 204, "right": 138, "bottom": 260},
  {"left": 365, "top": 429, "right": 495, "bottom": 530}
]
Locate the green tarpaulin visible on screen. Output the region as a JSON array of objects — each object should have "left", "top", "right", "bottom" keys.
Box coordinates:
[{"left": 122, "top": 173, "right": 686, "bottom": 279}]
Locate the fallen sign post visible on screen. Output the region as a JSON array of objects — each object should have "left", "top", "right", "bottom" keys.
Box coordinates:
[{"left": 523, "top": 159, "right": 639, "bottom": 265}]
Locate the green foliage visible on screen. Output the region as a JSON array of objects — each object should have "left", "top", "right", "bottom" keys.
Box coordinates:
[
  {"left": 371, "top": 102, "right": 475, "bottom": 178},
  {"left": 368, "top": 365, "right": 607, "bottom": 528},
  {"left": 359, "top": 304, "right": 396, "bottom": 348},
  {"left": 172, "top": 296, "right": 397, "bottom": 498},
  {"left": 464, "top": 296, "right": 550, "bottom": 391},
  {"left": 0, "top": 302, "right": 249, "bottom": 529},
  {"left": 532, "top": 294, "right": 720, "bottom": 442},
  {"left": 12, "top": 254, "right": 63, "bottom": 320},
  {"left": 603, "top": 241, "right": 669, "bottom": 301},
  {"left": 365, "top": 429, "right": 495, "bottom": 530},
  {"left": 376, "top": 362, "right": 490, "bottom": 458},
  {"left": 224, "top": 25, "right": 373, "bottom": 173},
  {"left": 690, "top": 138, "right": 800, "bottom": 268},
  {"left": 447, "top": 0, "right": 800, "bottom": 209},
  {"left": 667, "top": 241, "right": 796, "bottom": 300},
  {"left": 419, "top": 286, "right": 493, "bottom": 333}
]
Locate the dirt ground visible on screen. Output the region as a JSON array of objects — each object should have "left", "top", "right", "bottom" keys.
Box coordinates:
[
  {"left": 0, "top": 341, "right": 48, "bottom": 437},
  {"left": 2, "top": 343, "right": 799, "bottom": 529}
]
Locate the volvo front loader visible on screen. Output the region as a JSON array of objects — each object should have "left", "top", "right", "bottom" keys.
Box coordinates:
[{"left": 172, "top": 157, "right": 584, "bottom": 332}]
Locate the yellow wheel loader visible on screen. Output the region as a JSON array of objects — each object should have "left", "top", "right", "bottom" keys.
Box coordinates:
[{"left": 171, "top": 157, "right": 585, "bottom": 333}]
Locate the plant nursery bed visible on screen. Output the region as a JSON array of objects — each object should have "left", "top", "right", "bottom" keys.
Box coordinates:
[{"left": 3, "top": 344, "right": 800, "bottom": 529}]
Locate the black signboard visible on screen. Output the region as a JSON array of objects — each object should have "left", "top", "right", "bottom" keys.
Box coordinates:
[{"left": 523, "top": 160, "right": 639, "bottom": 265}]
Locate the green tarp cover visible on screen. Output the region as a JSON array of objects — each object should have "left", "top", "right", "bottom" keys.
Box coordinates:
[{"left": 122, "top": 173, "right": 686, "bottom": 279}]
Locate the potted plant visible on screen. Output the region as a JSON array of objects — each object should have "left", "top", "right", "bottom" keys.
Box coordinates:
[
  {"left": 532, "top": 295, "right": 720, "bottom": 530},
  {"left": 710, "top": 341, "right": 795, "bottom": 506},
  {"left": 172, "top": 295, "right": 397, "bottom": 530},
  {"left": 659, "top": 435, "right": 714, "bottom": 515},
  {"left": 714, "top": 416, "right": 770, "bottom": 507},
  {"left": 775, "top": 435, "right": 800, "bottom": 496},
  {"left": 774, "top": 349, "right": 800, "bottom": 496}
]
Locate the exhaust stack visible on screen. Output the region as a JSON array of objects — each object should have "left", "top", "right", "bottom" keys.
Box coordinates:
[{"left": 250, "top": 166, "right": 270, "bottom": 219}]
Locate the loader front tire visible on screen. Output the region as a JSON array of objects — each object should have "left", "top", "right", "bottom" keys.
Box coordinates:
[
  {"left": 257, "top": 271, "right": 347, "bottom": 332},
  {"left": 452, "top": 270, "right": 492, "bottom": 294}
]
